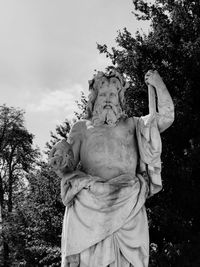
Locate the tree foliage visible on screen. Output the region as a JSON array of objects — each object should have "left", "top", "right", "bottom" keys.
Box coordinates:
[
  {"left": 0, "top": 105, "right": 40, "bottom": 266},
  {"left": 74, "top": 91, "right": 88, "bottom": 120},
  {"left": 97, "top": 0, "right": 200, "bottom": 266},
  {"left": 45, "top": 120, "right": 71, "bottom": 155},
  {"left": 5, "top": 118, "right": 72, "bottom": 266},
  {"left": 7, "top": 162, "right": 64, "bottom": 266}
]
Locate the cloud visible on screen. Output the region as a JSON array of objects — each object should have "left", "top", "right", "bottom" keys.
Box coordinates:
[
  {"left": 24, "top": 83, "right": 85, "bottom": 151},
  {"left": 27, "top": 83, "right": 84, "bottom": 118},
  {"left": 0, "top": 0, "right": 151, "bottom": 153}
]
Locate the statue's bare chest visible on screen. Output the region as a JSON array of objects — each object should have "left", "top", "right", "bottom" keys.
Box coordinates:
[
  {"left": 80, "top": 121, "right": 138, "bottom": 178},
  {"left": 84, "top": 126, "right": 134, "bottom": 154}
]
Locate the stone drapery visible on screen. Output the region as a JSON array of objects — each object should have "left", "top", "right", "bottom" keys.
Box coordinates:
[{"left": 61, "top": 115, "right": 162, "bottom": 267}]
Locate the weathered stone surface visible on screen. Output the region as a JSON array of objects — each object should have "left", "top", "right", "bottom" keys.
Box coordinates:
[{"left": 49, "top": 68, "right": 174, "bottom": 267}]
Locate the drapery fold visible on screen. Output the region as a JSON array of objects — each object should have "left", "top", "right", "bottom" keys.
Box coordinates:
[
  {"left": 61, "top": 115, "right": 162, "bottom": 267},
  {"left": 136, "top": 115, "right": 162, "bottom": 196}
]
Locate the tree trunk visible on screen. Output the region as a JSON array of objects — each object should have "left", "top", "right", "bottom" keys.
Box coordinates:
[
  {"left": 0, "top": 175, "right": 4, "bottom": 266},
  {"left": 8, "top": 169, "right": 12, "bottom": 213},
  {"left": 0, "top": 174, "right": 9, "bottom": 267}
]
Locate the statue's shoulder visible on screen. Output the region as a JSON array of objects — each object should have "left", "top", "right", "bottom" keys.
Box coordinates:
[
  {"left": 123, "top": 116, "right": 138, "bottom": 131},
  {"left": 69, "top": 120, "right": 88, "bottom": 141},
  {"left": 71, "top": 120, "right": 87, "bottom": 131}
]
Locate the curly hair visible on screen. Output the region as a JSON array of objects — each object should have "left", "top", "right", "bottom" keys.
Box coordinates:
[{"left": 86, "top": 68, "right": 129, "bottom": 119}]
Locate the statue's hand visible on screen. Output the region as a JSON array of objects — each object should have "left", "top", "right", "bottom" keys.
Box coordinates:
[
  {"left": 48, "top": 139, "right": 75, "bottom": 177},
  {"left": 145, "top": 70, "right": 164, "bottom": 88}
]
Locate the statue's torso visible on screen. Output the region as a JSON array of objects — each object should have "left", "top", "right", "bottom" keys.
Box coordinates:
[{"left": 80, "top": 119, "right": 138, "bottom": 180}]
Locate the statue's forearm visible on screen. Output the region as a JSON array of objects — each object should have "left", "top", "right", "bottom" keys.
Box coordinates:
[
  {"left": 61, "top": 171, "right": 96, "bottom": 206},
  {"left": 70, "top": 138, "right": 81, "bottom": 168},
  {"left": 155, "top": 82, "right": 174, "bottom": 132}
]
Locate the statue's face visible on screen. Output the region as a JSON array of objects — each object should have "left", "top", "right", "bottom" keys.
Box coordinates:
[
  {"left": 95, "top": 77, "right": 120, "bottom": 109},
  {"left": 92, "top": 77, "right": 123, "bottom": 126}
]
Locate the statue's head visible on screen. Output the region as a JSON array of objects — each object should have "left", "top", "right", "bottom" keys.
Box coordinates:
[{"left": 86, "top": 68, "right": 129, "bottom": 126}]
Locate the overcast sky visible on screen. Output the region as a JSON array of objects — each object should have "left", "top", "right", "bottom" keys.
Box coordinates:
[{"left": 0, "top": 0, "right": 150, "bottom": 153}]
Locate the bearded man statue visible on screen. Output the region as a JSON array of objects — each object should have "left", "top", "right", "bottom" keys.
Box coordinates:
[
  {"left": 87, "top": 69, "right": 128, "bottom": 127},
  {"left": 49, "top": 68, "right": 174, "bottom": 267}
]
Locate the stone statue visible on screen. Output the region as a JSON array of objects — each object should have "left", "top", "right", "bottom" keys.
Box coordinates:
[{"left": 49, "top": 68, "right": 174, "bottom": 267}]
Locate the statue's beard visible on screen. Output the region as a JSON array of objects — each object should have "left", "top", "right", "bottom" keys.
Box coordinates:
[{"left": 92, "top": 103, "right": 123, "bottom": 126}]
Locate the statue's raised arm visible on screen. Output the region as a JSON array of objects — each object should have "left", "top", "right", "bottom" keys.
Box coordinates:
[{"left": 145, "top": 70, "right": 174, "bottom": 132}]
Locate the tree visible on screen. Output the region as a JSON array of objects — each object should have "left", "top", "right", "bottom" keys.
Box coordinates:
[
  {"left": 7, "top": 119, "right": 73, "bottom": 266},
  {"left": 11, "top": 162, "right": 64, "bottom": 266},
  {"left": 0, "top": 105, "right": 24, "bottom": 266},
  {"left": 0, "top": 105, "right": 24, "bottom": 208},
  {"left": 74, "top": 91, "right": 88, "bottom": 120},
  {"left": 45, "top": 120, "right": 71, "bottom": 154},
  {"left": 0, "top": 105, "right": 39, "bottom": 266},
  {"left": 97, "top": 0, "right": 200, "bottom": 265}
]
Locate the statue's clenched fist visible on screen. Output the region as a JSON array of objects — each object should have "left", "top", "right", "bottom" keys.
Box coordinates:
[
  {"left": 48, "top": 139, "right": 75, "bottom": 177},
  {"left": 145, "top": 70, "right": 164, "bottom": 88}
]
